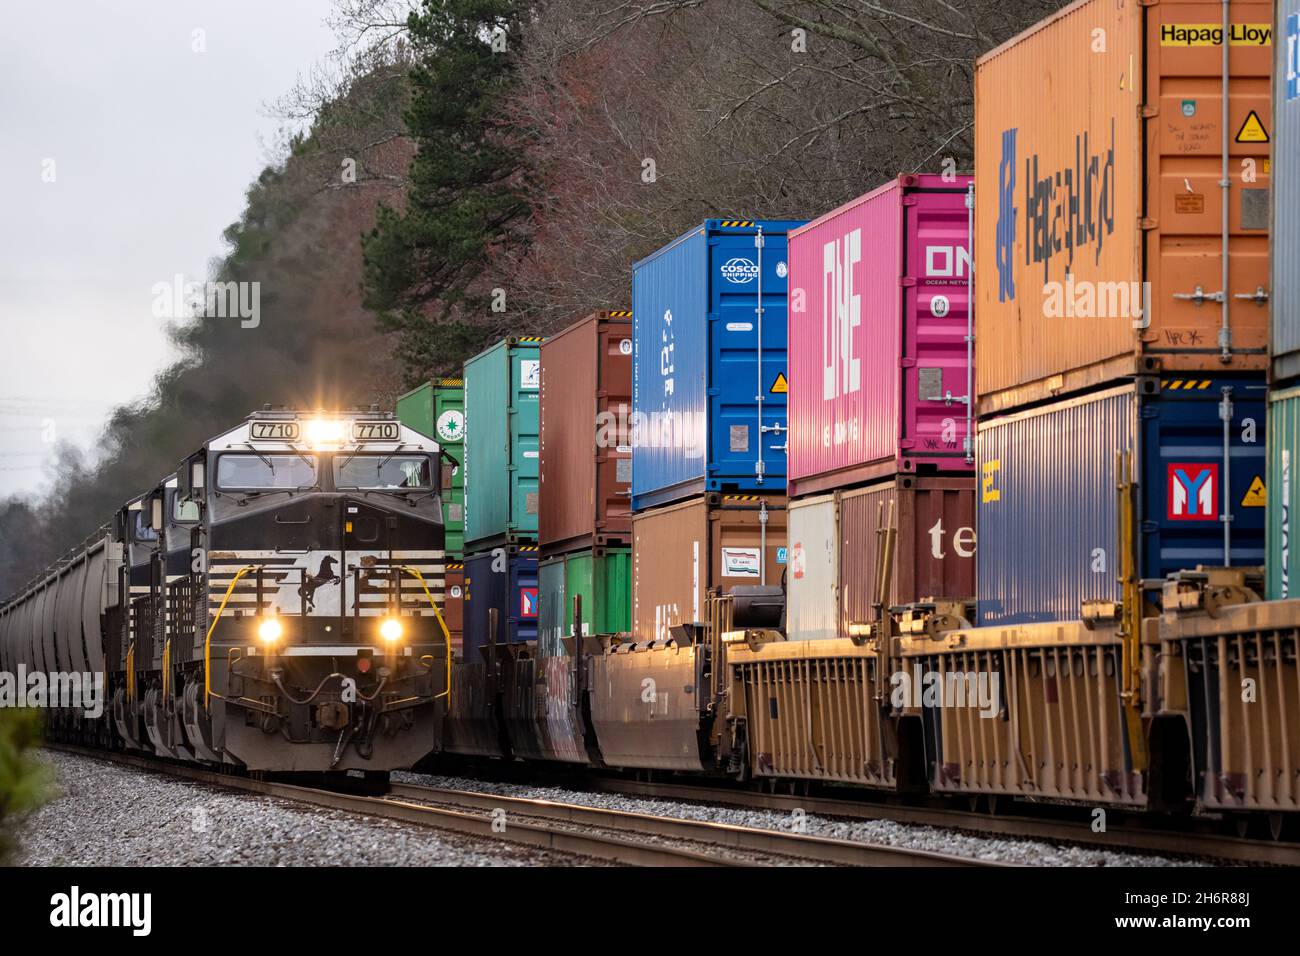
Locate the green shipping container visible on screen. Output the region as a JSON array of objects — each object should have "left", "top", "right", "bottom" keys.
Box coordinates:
[
  {"left": 1268, "top": 386, "right": 1300, "bottom": 599},
  {"left": 396, "top": 378, "right": 466, "bottom": 557},
  {"left": 538, "top": 548, "right": 631, "bottom": 656},
  {"left": 464, "top": 337, "right": 544, "bottom": 549}
]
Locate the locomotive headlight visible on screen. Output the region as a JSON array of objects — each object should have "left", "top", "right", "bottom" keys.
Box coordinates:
[
  {"left": 257, "top": 617, "right": 284, "bottom": 644},
  {"left": 305, "top": 418, "right": 345, "bottom": 446},
  {"left": 379, "top": 617, "right": 404, "bottom": 642}
]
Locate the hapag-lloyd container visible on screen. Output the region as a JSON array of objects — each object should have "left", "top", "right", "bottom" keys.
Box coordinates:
[
  {"left": 537, "top": 547, "right": 632, "bottom": 655},
  {"left": 539, "top": 312, "right": 633, "bottom": 556},
  {"left": 396, "top": 378, "right": 466, "bottom": 557},
  {"left": 977, "top": 375, "right": 1267, "bottom": 625},
  {"left": 631, "top": 494, "right": 787, "bottom": 642},
  {"left": 632, "top": 219, "right": 805, "bottom": 511},
  {"left": 787, "top": 477, "right": 977, "bottom": 640},
  {"left": 462, "top": 547, "right": 539, "bottom": 658},
  {"left": 1271, "top": 0, "right": 1300, "bottom": 382},
  {"left": 464, "top": 337, "right": 545, "bottom": 550},
  {"left": 975, "top": 0, "right": 1273, "bottom": 415},
  {"left": 787, "top": 175, "right": 975, "bottom": 496}
]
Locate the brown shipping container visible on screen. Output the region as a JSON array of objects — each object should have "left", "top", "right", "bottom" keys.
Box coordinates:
[
  {"left": 787, "top": 476, "right": 976, "bottom": 640},
  {"left": 539, "top": 311, "right": 633, "bottom": 556},
  {"left": 974, "top": 0, "right": 1272, "bottom": 414},
  {"left": 632, "top": 494, "right": 787, "bottom": 643}
]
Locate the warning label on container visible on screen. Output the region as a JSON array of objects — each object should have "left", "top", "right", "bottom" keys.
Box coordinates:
[
  {"left": 1159, "top": 23, "right": 1272, "bottom": 46},
  {"left": 520, "top": 358, "right": 541, "bottom": 389},
  {"left": 1235, "top": 110, "right": 1270, "bottom": 143},
  {"left": 722, "top": 547, "right": 761, "bottom": 578},
  {"left": 1242, "top": 475, "right": 1266, "bottom": 507},
  {"left": 1174, "top": 194, "right": 1205, "bottom": 214},
  {"left": 770, "top": 373, "right": 788, "bottom": 394}
]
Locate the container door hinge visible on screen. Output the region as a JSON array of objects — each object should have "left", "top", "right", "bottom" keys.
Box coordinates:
[
  {"left": 899, "top": 357, "right": 916, "bottom": 368},
  {"left": 900, "top": 276, "right": 917, "bottom": 288},
  {"left": 1140, "top": 520, "right": 1159, "bottom": 534},
  {"left": 1139, "top": 217, "right": 1158, "bottom": 230},
  {"left": 1140, "top": 104, "right": 1158, "bottom": 119},
  {"left": 901, "top": 196, "right": 919, "bottom": 206}
]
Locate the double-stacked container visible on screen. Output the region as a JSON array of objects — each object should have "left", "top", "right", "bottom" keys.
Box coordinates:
[
  {"left": 630, "top": 220, "right": 802, "bottom": 638},
  {"left": 396, "top": 377, "right": 466, "bottom": 557},
  {"left": 538, "top": 311, "right": 634, "bottom": 654},
  {"left": 973, "top": 0, "right": 1273, "bottom": 622},
  {"left": 459, "top": 337, "right": 545, "bottom": 657},
  {"left": 785, "top": 174, "right": 978, "bottom": 638}
]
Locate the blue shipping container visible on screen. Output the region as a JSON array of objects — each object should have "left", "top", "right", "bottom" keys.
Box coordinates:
[
  {"left": 977, "top": 376, "right": 1267, "bottom": 625},
  {"left": 462, "top": 547, "right": 539, "bottom": 658},
  {"left": 631, "top": 219, "right": 805, "bottom": 510}
]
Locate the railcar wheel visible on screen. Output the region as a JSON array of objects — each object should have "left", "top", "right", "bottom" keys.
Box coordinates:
[
  {"left": 1233, "top": 815, "right": 1251, "bottom": 839},
  {"left": 1268, "top": 813, "right": 1286, "bottom": 842}
]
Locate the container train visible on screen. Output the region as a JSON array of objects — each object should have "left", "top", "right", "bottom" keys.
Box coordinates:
[
  {"left": 0, "top": 408, "right": 452, "bottom": 773},
  {"left": 4, "top": 0, "right": 1300, "bottom": 841}
]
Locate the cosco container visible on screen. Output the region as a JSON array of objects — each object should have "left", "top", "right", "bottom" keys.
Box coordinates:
[
  {"left": 539, "top": 311, "right": 633, "bottom": 556},
  {"left": 631, "top": 219, "right": 805, "bottom": 510},
  {"left": 787, "top": 175, "right": 975, "bottom": 496},
  {"left": 537, "top": 547, "right": 631, "bottom": 655},
  {"left": 631, "top": 494, "right": 786, "bottom": 642},
  {"left": 396, "top": 378, "right": 466, "bottom": 556},
  {"left": 787, "top": 476, "right": 976, "bottom": 641},
  {"left": 462, "top": 547, "right": 539, "bottom": 658},
  {"left": 1273, "top": 0, "right": 1300, "bottom": 382},
  {"left": 975, "top": 0, "right": 1273, "bottom": 414},
  {"left": 977, "top": 376, "right": 1267, "bottom": 625},
  {"left": 1267, "top": 385, "right": 1300, "bottom": 598},
  {"left": 464, "top": 336, "right": 545, "bottom": 550}
]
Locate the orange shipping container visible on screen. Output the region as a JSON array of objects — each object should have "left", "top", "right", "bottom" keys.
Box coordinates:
[
  {"left": 631, "top": 494, "right": 786, "bottom": 643},
  {"left": 974, "top": 0, "right": 1272, "bottom": 414}
]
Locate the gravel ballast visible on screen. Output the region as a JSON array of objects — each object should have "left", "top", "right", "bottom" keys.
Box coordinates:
[
  {"left": 18, "top": 751, "right": 594, "bottom": 867},
  {"left": 395, "top": 771, "right": 1200, "bottom": 867}
]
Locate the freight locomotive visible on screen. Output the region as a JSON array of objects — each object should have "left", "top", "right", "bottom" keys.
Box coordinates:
[{"left": 0, "top": 407, "right": 453, "bottom": 773}]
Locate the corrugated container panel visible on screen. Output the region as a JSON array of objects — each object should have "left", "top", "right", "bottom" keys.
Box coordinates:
[
  {"left": 786, "top": 495, "right": 839, "bottom": 641},
  {"left": 397, "top": 378, "right": 466, "bottom": 557},
  {"left": 461, "top": 547, "right": 538, "bottom": 658},
  {"left": 632, "top": 220, "right": 805, "bottom": 510},
  {"left": 787, "top": 175, "right": 974, "bottom": 495},
  {"left": 538, "top": 547, "right": 633, "bottom": 656},
  {"left": 1273, "top": 2, "right": 1300, "bottom": 381},
  {"left": 1267, "top": 386, "right": 1300, "bottom": 597},
  {"left": 632, "top": 494, "right": 787, "bottom": 642},
  {"left": 839, "top": 476, "right": 977, "bottom": 635},
  {"left": 464, "top": 338, "right": 544, "bottom": 549},
  {"left": 978, "top": 376, "right": 1267, "bottom": 624},
  {"left": 539, "top": 312, "right": 633, "bottom": 555},
  {"left": 975, "top": 0, "right": 1273, "bottom": 413}
]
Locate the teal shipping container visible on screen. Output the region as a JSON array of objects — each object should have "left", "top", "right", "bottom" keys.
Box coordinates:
[
  {"left": 1268, "top": 386, "right": 1300, "bottom": 598},
  {"left": 537, "top": 547, "right": 631, "bottom": 656},
  {"left": 396, "top": 377, "right": 466, "bottom": 557},
  {"left": 464, "top": 336, "right": 545, "bottom": 550}
]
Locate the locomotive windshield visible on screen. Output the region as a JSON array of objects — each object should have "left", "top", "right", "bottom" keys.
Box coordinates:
[
  {"left": 216, "top": 453, "right": 318, "bottom": 490},
  {"left": 335, "top": 455, "right": 433, "bottom": 490}
]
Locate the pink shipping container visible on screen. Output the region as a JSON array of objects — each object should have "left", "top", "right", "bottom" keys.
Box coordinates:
[{"left": 787, "top": 174, "right": 974, "bottom": 498}]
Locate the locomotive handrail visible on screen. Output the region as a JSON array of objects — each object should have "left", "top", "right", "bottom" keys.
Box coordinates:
[
  {"left": 204, "top": 565, "right": 256, "bottom": 709},
  {"left": 397, "top": 565, "right": 452, "bottom": 704}
]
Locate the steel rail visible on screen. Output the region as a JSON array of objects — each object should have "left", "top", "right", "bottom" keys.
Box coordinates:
[{"left": 387, "top": 782, "right": 994, "bottom": 867}]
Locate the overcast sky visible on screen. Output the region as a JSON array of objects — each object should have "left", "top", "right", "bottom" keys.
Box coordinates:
[{"left": 0, "top": 0, "right": 339, "bottom": 497}]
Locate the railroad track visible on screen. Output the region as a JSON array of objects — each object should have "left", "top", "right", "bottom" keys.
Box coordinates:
[
  {"left": 580, "top": 776, "right": 1300, "bottom": 867},
  {"left": 39, "top": 744, "right": 991, "bottom": 867}
]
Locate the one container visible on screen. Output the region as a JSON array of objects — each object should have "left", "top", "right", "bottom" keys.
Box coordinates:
[
  {"left": 397, "top": 378, "right": 466, "bottom": 557},
  {"left": 631, "top": 493, "right": 787, "bottom": 642},
  {"left": 464, "top": 336, "right": 545, "bottom": 550},
  {"left": 443, "top": 562, "right": 465, "bottom": 657},
  {"left": 977, "top": 375, "right": 1267, "bottom": 625},
  {"left": 461, "top": 546, "right": 539, "bottom": 658},
  {"left": 974, "top": 0, "right": 1273, "bottom": 415},
  {"left": 1266, "top": 384, "right": 1300, "bottom": 598},
  {"left": 631, "top": 219, "right": 805, "bottom": 510},
  {"left": 537, "top": 547, "right": 632, "bottom": 655},
  {"left": 539, "top": 311, "right": 633, "bottom": 556},
  {"left": 1272, "top": 0, "right": 1300, "bottom": 382},
  {"left": 787, "top": 174, "right": 975, "bottom": 496},
  {"left": 787, "top": 476, "right": 977, "bottom": 641}
]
